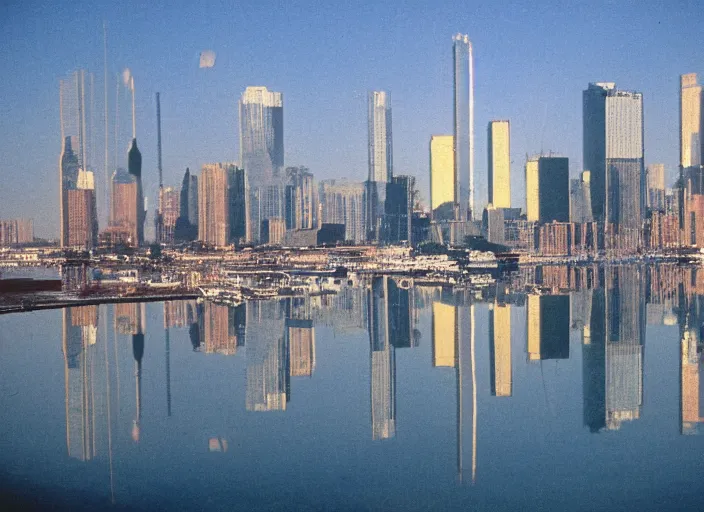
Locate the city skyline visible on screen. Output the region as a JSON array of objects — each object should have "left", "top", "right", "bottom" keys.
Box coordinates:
[{"left": 1, "top": 1, "right": 703, "bottom": 238}]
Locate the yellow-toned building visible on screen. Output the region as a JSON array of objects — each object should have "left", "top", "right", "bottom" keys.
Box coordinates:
[
  {"left": 680, "top": 73, "right": 702, "bottom": 169},
  {"left": 490, "top": 303, "right": 512, "bottom": 396},
  {"left": 526, "top": 294, "right": 541, "bottom": 360},
  {"left": 432, "top": 301, "right": 456, "bottom": 367},
  {"left": 288, "top": 319, "right": 316, "bottom": 377},
  {"left": 430, "top": 135, "right": 455, "bottom": 218},
  {"left": 488, "top": 121, "right": 511, "bottom": 208},
  {"left": 681, "top": 330, "right": 703, "bottom": 434},
  {"left": 525, "top": 157, "right": 540, "bottom": 222}
]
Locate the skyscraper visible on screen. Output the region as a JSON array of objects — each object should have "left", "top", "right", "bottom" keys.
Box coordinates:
[
  {"left": 487, "top": 121, "right": 510, "bottom": 208},
  {"left": 646, "top": 164, "right": 665, "bottom": 211},
  {"left": 285, "top": 166, "right": 316, "bottom": 231},
  {"left": 110, "top": 168, "right": 138, "bottom": 245},
  {"left": 239, "top": 86, "right": 284, "bottom": 244},
  {"left": 525, "top": 156, "right": 540, "bottom": 222},
  {"left": 383, "top": 175, "right": 414, "bottom": 245},
  {"left": 159, "top": 187, "right": 180, "bottom": 245},
  {"left": 583, "top": 82, "right": 645, "bottom": 246},
  {"left": 228, "top": 166, "right": 247, "bottom": 243},
  {"left": 526, "top": 156, "right": 569, "bottom": 223},
  {"left": 127, "top": 138, "right": 144, "bottom": 246},
  {"left": 680, "top": 74, "right": 702, "bottom": 173},
  {"left": 570, "top": 170, "right": 593, "bottom": 223},
  {"left": 176, "top": 168, "right": 198, "bottom": 242},
  {"left": 430, "top": 135, "right": 455, "bottom": 220},
  {"left": 319, "top": 180, "right": 366, "bottom": 244},
  {"left": 198, "top": 163, "right": 229, "bottom": 247},
  {"left": 366, "top": 91, "right": 393, "bottom": 241},
  {"left": 368, "top": 91, "right": 393, "bottom": 183},
  {"left": 453, "top": 34, "right": 474, "bottom": 220},
  {"left": 59, "top": 70, "right": 94, "bottom": 247}
]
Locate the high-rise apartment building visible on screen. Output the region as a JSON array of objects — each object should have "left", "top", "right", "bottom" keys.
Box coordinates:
[
  {"left": 583, "top": 82, "right": 645, "bottom": 241},
  {"left": 453, "top": 34, "right": 474, "bottom": 220},
  {"left": 0, "top": 219, "right": 33, "bottom": 246},
  {"left": 429, "top": 135, "right": 455, "bottom": 220},
  {"left": 285, "top": 166, "right": 316, "bottom": 231},
  {"left": 159, "top": 187, "right": 180, "bottom": 245},
  {"left": 110, "top": 168, "right": 138, "bottom": 245},
  {"left": 487, "top": 121, "right": 511, "bottom": 208},
  {"left": 319, "top": 180, "right": 366, "bottom": 243},
  {"left": 198, "top": 164, "right": 230, "bottom": 247},
  {"left": 239, "top": 86, "right": 284, "bottom": 244},
  {"left": 646, "top": 164, "right": 666, "bottom": 211},
  {"left": 67, "top": 189, "right": 95, "bottom": 249}
]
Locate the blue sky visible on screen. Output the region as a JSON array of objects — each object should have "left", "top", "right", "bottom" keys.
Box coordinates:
[{"left": 0, "top": 0, "right": 702, "bottom": 238}]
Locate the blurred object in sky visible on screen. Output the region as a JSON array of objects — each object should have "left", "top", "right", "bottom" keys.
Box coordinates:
[
  {"left": 122, "top": 68, "right": 132, "bottom": 86},
  {"left": 199, "top": 50, "right": 216, "bottom": 68}
]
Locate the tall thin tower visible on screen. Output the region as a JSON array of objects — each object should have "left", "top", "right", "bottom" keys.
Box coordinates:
[
  {"left": 155, "top": 92, "right": 164, "bottom": 243},
  {"left": 453, "top": 34, "right": 474, "bottom": 221}
]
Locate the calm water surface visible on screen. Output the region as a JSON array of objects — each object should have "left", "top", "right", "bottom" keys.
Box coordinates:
[{"left": 1, "top": 266, "right": 703, "bottom": 511}]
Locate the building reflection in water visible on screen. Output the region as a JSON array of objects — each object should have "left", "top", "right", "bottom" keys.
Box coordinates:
[
  {"left": 52, "top": 263, "right": 704, "bottom": 507},
  {"left": 368, "top": 276, "right": 397, "bottom": 440},
  {"left": 489, "top": 301, "right": 511, "bottom": 397},
  {"left": 62, "top": 305, "right": 100, "bottom": 461},
  {"left": 245, "top": 300, "right": 289, "bottom": 411}
]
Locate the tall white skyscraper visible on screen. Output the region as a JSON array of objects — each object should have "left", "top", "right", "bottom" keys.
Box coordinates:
[
  {"left": 367, "top": 91, "right": 393, "bottom": 183},
  {"left": 453, "top": 34, "right": 474, "bottom": 220},
  {"left": 583, "top": 82, "right": 644, "bottom": 250},
  {"left": 239, "top": 86, "right": 284, "bottom": 243}
]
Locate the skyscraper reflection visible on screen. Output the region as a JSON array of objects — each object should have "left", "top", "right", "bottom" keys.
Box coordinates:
[
  {"left": 489, "top": 302, "right": 512, "bottom": 397},
  {"left": 605, "top": 266, "right": 644, "bottom": 430},
  {"left": 245, "top": 300, "right": 289, "bottom": 411},
  {"left": 62, "top": 306, "right": 100, "bottom": 461},
  {"left": 526, "top": 294, "right": 570, "bottom": 361},
  {"left": 368, "top": 277, "right": 396, "bottom": 440}
]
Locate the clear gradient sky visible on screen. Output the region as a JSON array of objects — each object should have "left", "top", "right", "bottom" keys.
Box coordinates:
[{"left": 1, "top": 0, "right": 702, "bottom": 238}]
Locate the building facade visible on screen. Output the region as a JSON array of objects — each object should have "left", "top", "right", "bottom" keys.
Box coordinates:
[
  {"left": 239, "top": 87, "right": 284, "bottom": 244},
  {"left": 198, "top": 164, "right": 229, "bottom": 247},
  {"left": 319, "top": 180, "right": 366, "bottom": 244},
  {"left": 429, "top": 135, "right": 455, "bottom": 220},
  {"left": 487, "top": 120, "right": 511, "bottom": 208}
]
